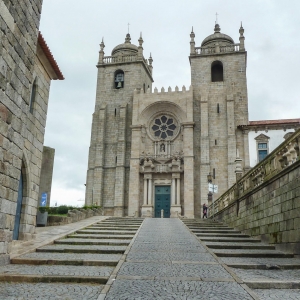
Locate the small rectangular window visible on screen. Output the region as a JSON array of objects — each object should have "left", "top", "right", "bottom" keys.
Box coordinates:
[
  {"left": 258, "top": 143, "right": 267, "bottom": 149},
  {"left": 213, "top": 168, "right": 216, "bottom": 179},
  {"left": 258, "top": 150, "right": 268, "bottom": 162}
]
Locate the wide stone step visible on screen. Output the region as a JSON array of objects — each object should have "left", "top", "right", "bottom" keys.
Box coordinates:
[
  {"left": 87, "top": 226, "right": 138, "bottom": 231},
  {"left": 231, "top": 268, "right": 300, "bottom": 283},
  {"left": 192, "top": 229, "right": 238, "bottom": 233},
  {"left": 37, "top": 244, "right": 127, "bottom": 254},
  {"left": 220, "top": 257, "right": 300, "bottom": 268},
  {"left": 55, "top": 238, "right": 131, "bottom": 246},
  {"left": 199, "top": 237, "right": 261, "bottom": 243},
  {"left": 195, "top": 233, "right": 250, "bottom": 238},
  {"left": 11, "top": 252, "right": 121, "bottom": 266},
  {"left": 204, "top": 242, "right": 275, "bottom": 250},
  {"left": 0, "top": 264, "right": 113, "bottom": 283},
  {"left": 91, "top": 224, "right": 140, "bottom": 227},
  {"left": 213, "top": 249, "right": 294, "bottom": 258},
  {"left": 0, "top": 282, "right": 105, "bottom": 299},
  {"left": 68, "top": 234, "right": 134, "bottom": 239},
  {"left": 76, "top": 230, "right": 135, "bottom": 235}
]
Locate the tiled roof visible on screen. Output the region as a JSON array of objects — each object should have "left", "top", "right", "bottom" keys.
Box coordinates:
[{"left": 38, "top": 32, "right": 64, "bottom": 80}]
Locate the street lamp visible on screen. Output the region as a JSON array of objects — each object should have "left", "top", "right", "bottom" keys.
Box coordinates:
[{"left": 207, "top": 173, "right": 215, "bottom": 221}]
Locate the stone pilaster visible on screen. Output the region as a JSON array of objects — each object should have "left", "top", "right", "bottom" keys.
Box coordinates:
[
  {"left": 114, "top": 105, "right": 127, "bottom": 216},
  {"left": 182, "top": 122, "right": 195, "bottom": 218}
]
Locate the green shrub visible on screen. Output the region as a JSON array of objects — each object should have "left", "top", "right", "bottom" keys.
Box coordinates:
[
  {"left": 38, "top": 207, "right": 47, "bottom": 213},
  {"left": 57, "top": 205, "right": 69, "bottom": 214}
]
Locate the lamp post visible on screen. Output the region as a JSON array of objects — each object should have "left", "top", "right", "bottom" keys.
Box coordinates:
[{"left": 207, "top": 173, "right": 215, "bottom": 221}]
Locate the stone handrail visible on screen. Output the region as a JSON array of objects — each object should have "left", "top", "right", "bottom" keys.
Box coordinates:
[
  {"left": 195, "top": 43, "right": 241, "bottom": 55},
  {"left": 210, "top": 129, "right": 300, "bottom": 213}
]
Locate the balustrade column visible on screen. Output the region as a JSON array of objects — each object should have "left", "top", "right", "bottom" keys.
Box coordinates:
[
  {"left": 144, "top": 178, "right": 148, "bottom": 205},
  {"left": 171, "top": 178, "right": 176, "bottom": 205},
  {"left": 176, "top": 178, "right": 180, "bottom": 205},
  {"left": 148, "top": 178, "right": 152, "bottom": 205}
]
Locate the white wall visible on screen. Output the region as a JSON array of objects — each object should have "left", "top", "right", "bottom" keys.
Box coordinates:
[{"left": 248, "top": 129, "right": 295, "bottom": 167}]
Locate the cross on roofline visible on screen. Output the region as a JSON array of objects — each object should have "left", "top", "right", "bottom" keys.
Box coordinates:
[
  {"left": 215, "top": 12, "right": 218, "bottom": 24},
  {"left": 128, "top": 23, "right": 130, "bottom": 33}
]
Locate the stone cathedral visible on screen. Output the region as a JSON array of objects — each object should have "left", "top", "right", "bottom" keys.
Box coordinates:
[{"left": 85, "top": 23, "right": 250, "bottom": 218}]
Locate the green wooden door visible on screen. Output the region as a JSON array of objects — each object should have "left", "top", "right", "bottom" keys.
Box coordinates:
[{"left": 155, "top": 186, "right": 170, "bottom": 218}]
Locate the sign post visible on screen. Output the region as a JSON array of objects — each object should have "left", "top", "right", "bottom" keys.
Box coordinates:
[
  {"left": 40, "top": 193, "right": 47, "bottom": 207},
  {"left": 208, "top": 184, "right": 218, "bottom": 220}
]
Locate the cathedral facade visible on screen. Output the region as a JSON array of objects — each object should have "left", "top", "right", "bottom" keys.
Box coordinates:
[{"left": 85, "top": 23, "right": 250, "bottom": 218}]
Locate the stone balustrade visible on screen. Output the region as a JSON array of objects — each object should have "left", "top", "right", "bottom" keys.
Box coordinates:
[
  {"left": 210, "top": 129, "right": 300, "bottom": 214},
  {"left": 195, "top": 43, "right": 241, "bottom": 55},
  {"left": 209, "top": 129, "right": 300, "bottom": 254}
]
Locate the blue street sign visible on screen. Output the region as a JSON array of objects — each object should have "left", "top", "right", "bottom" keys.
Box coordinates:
[{"left": 40, "top": 193, "right": 47, "bottom": 207}]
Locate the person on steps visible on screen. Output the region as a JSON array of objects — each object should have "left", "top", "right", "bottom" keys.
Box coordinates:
[{"left": 203, "top": 203, "right": 208, "bottom": 218}]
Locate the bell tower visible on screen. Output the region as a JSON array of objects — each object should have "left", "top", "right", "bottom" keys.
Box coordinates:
[
  {"left": 190, "top": 23, "right": 250, "bottom": 216},
  {"left": 85, "top": 33, "right": 153, "bottom": 216}
]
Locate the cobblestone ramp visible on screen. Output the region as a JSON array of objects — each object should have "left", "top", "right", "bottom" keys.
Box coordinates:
[
  {"left": 103, "top": 219, "right": 255, "bottom": 300},
  {"left": 183, "top": 219, "right": 300, "bottom": 299},
  {"left": 0, "top": 217, "right": 143, "bottom": 300}
]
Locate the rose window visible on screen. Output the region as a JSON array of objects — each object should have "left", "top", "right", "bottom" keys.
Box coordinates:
[{"left": 151, "top": 115, "right": 177, "bottom": 139}]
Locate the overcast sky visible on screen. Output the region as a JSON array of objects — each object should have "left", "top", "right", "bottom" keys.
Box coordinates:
[{"left": 39, "top": 0, "right": 300, "bottom": 207}]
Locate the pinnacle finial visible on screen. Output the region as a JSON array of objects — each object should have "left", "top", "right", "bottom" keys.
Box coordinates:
[
  {"left": 100, "top": 37, "right": 105, "bottom": 51},
  {"left": 214, "top": 23, "right": 221, "bottom": 33},
  {"left": 125, "top": 33, "right": 131, "bottom": 43},
  {"left": 192, "top": 26, "right": 194, "bottom": 32}
]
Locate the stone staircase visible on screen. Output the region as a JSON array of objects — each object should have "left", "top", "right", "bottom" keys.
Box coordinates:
[
  {"left": 0, "top": 217, "right": 144, "bottom": 299},
  {"left": 182, "top": 219, "right": 300, "bottom": 299}
]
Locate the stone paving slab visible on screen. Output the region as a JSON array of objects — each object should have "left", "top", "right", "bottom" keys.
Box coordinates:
[
  {"left": 0, "top": 264, "right": 114, "bottom": 277},
  {"left": 253, "top": 289, "right": 300, "bottom": 299},
  {"left": 68, "top": 234, "right": 134, "bottom": 239},
  {"left": 0, "top": 282, "right": 104, "bottom": 300},
  {"left": 55, "top": 238, "right": 131, "bottom": 245},
  {"left": 76, "top": 230, "right": 135, "bottom": 235},
  {"left": 119, "top": 262, "right": 232, "bottom": 278},
  {"left": 13, "top": 252, "right": 122, "bottom": 262},
  {"left": 37, "top": 244, "right": 127, "bottom": 253},
  {"left": 105, "top": 280, "right": 253, "bottom": 300}
]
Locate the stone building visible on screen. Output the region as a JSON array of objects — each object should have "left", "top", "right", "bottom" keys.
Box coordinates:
[
  {"left": 85, "top": 23, "right": 250, "bottom": 218},
  {"left": 0, "top": 0, "right": 63, "bottom": 263}
]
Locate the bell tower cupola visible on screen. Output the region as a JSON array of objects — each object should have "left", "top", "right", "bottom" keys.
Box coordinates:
[{"left": 190, "top": 22, "right": 250, "bottom": 214}]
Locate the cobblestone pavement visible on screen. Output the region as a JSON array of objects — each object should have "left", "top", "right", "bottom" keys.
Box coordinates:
[
  {"left": 106, "top": 279, "right": 252, "bottom": 300},
  {"left": 0, "top": 265, "right": 114, "bottom": 276},
  {"left": 254, "top": 289, "right": 300, "bottom": 299},
  {"left": 127, "top": 251, "right": 217, "bottom": 262},
  {"left": 0, "top": 283, "right": 104, "bottom": 300},
  {"left": 105, "top": 219, "right": 254, "bottom": 299}
]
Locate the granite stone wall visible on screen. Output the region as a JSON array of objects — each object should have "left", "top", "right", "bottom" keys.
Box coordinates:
[
  {"left": 0, "top": 0, "right": 52, "bottom": 262},
  {"left": 214, "top": 160, "right": 300, "bottom": 255}
]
